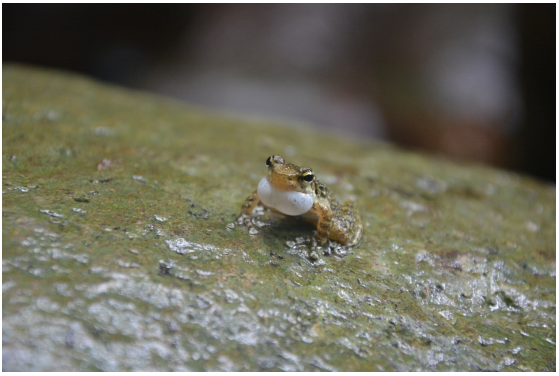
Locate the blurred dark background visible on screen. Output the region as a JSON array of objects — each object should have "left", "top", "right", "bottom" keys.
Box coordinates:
[{"left": 3, "top": 4, "right": 555, "bottom": 182}]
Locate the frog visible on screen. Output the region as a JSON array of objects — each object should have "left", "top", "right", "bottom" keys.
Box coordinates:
[{"left": 238, "top": 155, "right": 362, "bottom": 248}]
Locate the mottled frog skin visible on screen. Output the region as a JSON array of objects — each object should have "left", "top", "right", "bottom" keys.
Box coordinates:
[{"left": 239, "top": 155, "right": 362, "bottom": 246}]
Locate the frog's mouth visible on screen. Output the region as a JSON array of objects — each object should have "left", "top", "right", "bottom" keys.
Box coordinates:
[{"left": 257, "top": 178, "right": 314, "bottom": 216}]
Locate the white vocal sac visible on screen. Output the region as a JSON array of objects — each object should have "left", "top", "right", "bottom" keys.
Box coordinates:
[{"left": 257, "top": 178, "right": 314, "bottom": 216}]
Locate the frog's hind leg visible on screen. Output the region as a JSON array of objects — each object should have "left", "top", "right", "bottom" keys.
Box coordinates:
[
  {"left": 238, "top": 189, "right": 261, "bottom": 226},
  {"left": 330, "top": 200, "right": 363, "bottom": 246},
  {"left": 343, "top": 200, "right": 363, "bottom": 246},
  {"left": 314, "top": 201, "right": 333, "bottom": 246}
]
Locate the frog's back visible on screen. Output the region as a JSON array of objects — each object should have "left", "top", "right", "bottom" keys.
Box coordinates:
[{"left": 312, "top": 177, "right": 332, "bottom": 200}]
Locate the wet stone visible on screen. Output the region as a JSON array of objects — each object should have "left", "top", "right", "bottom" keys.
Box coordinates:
[
  {"left": 39, "top": 209, "right": 63, "bottom": 218},
  {"left": 133, "top": 175, "right": 147, "bottom": 183},
  {"left": 248, "top": 228, "right": 259, "bottom": 235},
  {"left": 159, "top": 260, "right": 173, "bottom": 275},
  {"left": 2, "top": 64, "right": 555, "bottom": 372}
]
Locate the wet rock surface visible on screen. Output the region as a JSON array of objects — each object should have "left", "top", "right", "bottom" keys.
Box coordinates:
[{"left": 2, "top": 64, "right": 555, "bottom": 371}]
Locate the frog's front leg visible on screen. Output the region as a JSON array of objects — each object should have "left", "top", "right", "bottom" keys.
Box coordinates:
[
  {"left": 312, "top": 201, "right": 333, "bottom": 245},
  {"left": 238, "top": 189, "right": 261, "bottom": 226},
  {"left": 240, "top": 189, "right": 260, "bottom": 215}
]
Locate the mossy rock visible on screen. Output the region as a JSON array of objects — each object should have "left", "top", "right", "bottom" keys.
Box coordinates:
[{"left": 2, "top": 64, "right": 555, "bottom": 371}]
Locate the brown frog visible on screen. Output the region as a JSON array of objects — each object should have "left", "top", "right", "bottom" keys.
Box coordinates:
[{"left": 239, "top": 155, "right": 362, "bottom": 246}]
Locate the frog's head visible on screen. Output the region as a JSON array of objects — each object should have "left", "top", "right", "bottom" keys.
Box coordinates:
[
  {"left": 264, "top": 155, "right": 314, "bottom": 193},
  {"left": 257, "top": 155, "right": 315, "bottom": 216}
]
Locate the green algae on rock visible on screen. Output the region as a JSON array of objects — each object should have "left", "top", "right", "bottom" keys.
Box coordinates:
[{"left": 2, "top": 64, "right": 556, "bottom": 371}]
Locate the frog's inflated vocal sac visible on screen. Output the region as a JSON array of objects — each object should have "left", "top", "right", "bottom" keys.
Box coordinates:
[{"left": 240, "top": 155, "right": 362, "bottom": 246}]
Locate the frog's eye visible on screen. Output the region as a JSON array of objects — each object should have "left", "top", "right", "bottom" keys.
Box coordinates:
[
  {"left": 302, "top": 172, "right": 314, "bottom": 182},
  {"left": 266, "top": 156, "right": 272, "bottom": 166}
]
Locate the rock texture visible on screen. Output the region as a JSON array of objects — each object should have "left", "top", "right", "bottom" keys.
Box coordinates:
[{"left": 2, "top": 64, "right": 555, "bottom": 371}]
